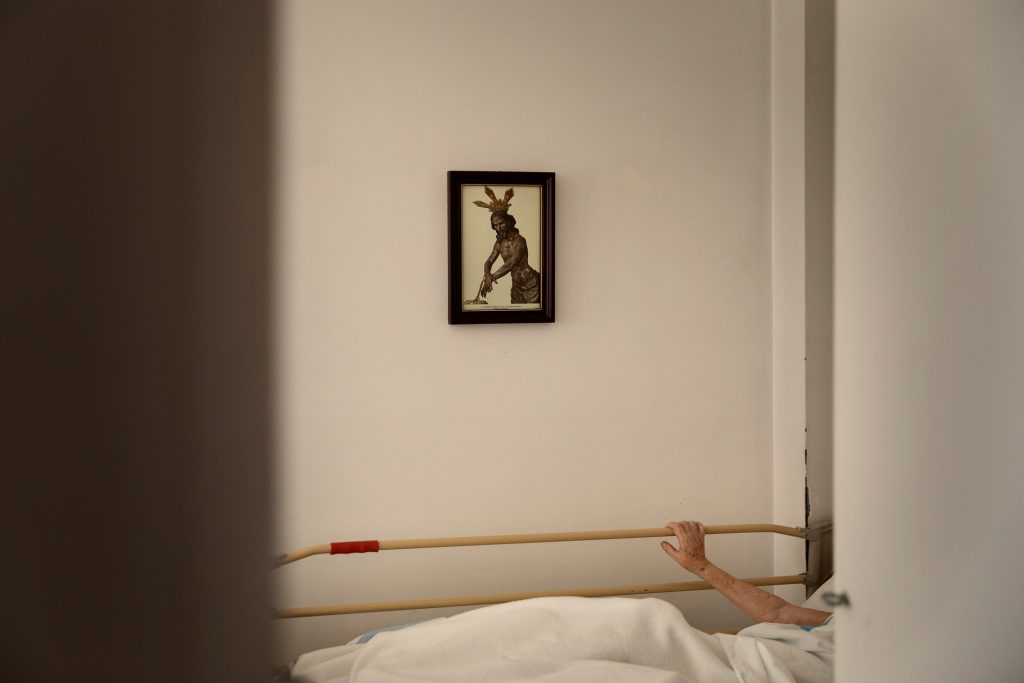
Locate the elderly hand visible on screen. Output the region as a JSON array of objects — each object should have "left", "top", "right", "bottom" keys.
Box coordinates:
[{"left": 661, "top": 521, "right": 710, "bottom": 575}]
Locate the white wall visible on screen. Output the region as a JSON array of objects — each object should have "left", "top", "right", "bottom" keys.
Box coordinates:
[
  {"left": 804, "top": 0, "right": 834, "bottom": 535},
  {"left": 770, "top": 0, "right": 807, "bottom": 605},
  {"left": 835, "top": 1, "right": 1024, "bottom": 680},
  {"left": 275, "top": 0, "right": 786, "bottom": 660}
]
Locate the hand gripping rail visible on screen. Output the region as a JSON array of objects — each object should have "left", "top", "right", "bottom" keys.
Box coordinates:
[{"left": 273, "top": 523, "right": 809, "bottom": 619}]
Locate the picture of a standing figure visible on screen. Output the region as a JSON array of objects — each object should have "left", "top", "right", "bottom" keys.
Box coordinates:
[
  {"left": 448, "top": 170, "right": 554, "bottom": 325},
  {"left": 466, "top": 186, "right": 541, "bottom": 306}
]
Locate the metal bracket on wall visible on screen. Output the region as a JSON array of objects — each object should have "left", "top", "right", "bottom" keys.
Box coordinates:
[{"left": 802, "top": 522, "right": 833, "bottom": 594}]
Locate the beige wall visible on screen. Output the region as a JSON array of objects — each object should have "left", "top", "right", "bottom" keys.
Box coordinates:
[
  {"left": 770, "top": 0, "right": 808, "bottom": 606},
  {"left": 275, "top": 0, "right": 784, "bottom": 660},
  {"left": 805, "top": 0, "right": 834, "bottom": 535}
]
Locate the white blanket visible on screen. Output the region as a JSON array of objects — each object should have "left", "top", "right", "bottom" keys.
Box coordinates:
[{"left": 289, "top": 597, "right": 833, "bottom": 683}]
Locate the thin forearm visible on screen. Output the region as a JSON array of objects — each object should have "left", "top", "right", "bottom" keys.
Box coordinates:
[
  {"left": 662, "top": 521, "right": 831, "bottom": 627},
  {"left": 692, "top": 561, "right": 787, "bottom": 623}
]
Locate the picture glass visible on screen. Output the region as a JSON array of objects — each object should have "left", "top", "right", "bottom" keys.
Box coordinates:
[{"left": 460, "top": 184, "right": 543, "bottom": 312}]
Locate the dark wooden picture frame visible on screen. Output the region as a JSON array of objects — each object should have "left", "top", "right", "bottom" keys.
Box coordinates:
[{"left": 448, "top": 171, "right": 555, "bottom": 325}]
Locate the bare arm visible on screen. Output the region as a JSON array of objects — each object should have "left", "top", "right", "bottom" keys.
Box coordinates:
[
  {"left": 480, "top": 243, "right": 501, "bottom": 295},
  {"left": 661, "top": 521, "right": 832, "bottom": 627},
  {"left": 483, "top": 243, "right": 500, "bottom": 274}
]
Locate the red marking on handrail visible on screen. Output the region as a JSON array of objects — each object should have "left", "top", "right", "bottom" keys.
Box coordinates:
[{"left": 330, "top": 540, "right": 380, "bottom": 555}]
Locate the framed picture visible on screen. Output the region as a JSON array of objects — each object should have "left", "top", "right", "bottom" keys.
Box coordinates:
[{"left": 448, "top": 171, "right": 555, "bottom": 325}]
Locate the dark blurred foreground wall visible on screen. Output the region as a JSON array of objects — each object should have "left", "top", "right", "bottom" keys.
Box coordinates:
[{"left": 0, "top": 2, "right": 272, "bottom": 680}]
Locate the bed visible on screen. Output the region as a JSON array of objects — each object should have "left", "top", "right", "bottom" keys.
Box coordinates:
[{"left": 274, "top": 524, "right": 834, "bottom": 682}]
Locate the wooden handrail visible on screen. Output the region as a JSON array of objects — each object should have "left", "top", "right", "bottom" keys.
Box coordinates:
[
  {"left": 274, "top": 524, "right": 807, "bottom": 567},
  {"left": 274, "top": 574, "right": 807, "bottom": 619}
]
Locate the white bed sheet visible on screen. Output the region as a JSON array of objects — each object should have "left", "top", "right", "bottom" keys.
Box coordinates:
[{"left": 288, "top": 596, "right": 833, "bottom": 683}]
